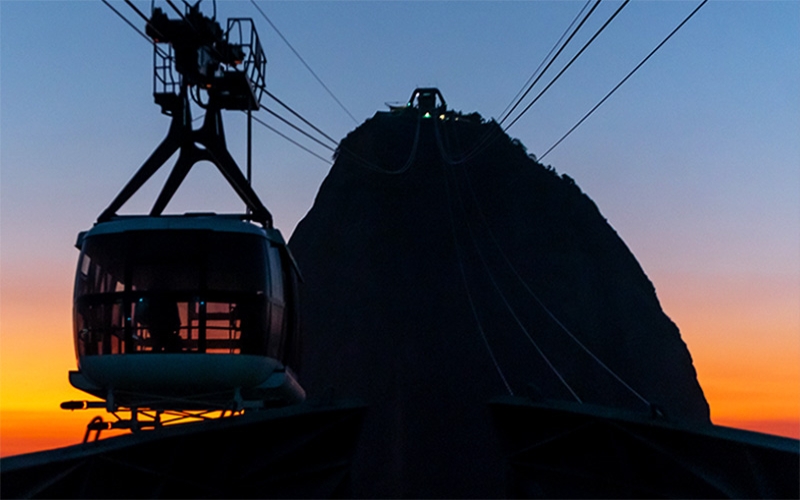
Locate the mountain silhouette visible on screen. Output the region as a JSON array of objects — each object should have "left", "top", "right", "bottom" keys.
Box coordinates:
[{"left": 288, "top": 107, "right": 710, "bottom": 497}]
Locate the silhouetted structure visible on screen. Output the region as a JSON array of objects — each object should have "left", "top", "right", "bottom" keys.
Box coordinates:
[
  {"left": 491, "top": 397, "right": 799, "bottom": 498},
  {"left": 0, "top": 402, "right": 366, "bottom": 499},
  {"left": 289, "top": 108, "right": 716, "bottom": 497},
  {"left": 65, "top": 2, "right": 304, "bottom": 426},
  {"left": 4, "top": 92, "right": 798, "bottom": 499}
]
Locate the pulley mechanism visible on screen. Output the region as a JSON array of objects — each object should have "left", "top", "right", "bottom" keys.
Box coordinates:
[
  {"left": 98, "top": 0, "right": 271, "bottom": 225},
  {"left": 67, "top": 2, "right": 305, "bottom": 436},
  {"left": 387, "top": 88, "right": 448, "bottom": 118}
]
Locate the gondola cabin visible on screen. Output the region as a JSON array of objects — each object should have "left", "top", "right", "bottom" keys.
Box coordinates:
[
  {"left": 69, "top": 215, "right": 304, "bottom": 410},
  {"left": 59, "top": 2, "right": 307, "bottom": 422}
]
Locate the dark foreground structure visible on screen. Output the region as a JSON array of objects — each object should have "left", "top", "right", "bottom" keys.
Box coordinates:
[
  {"left": 491, "top": 397, "right": 800, "bottom": 499},
  {"left": 4, "top": 103, "right": 798, "bottom": 499},
  {"left": 289, "top": 108, "right": 722, "bottom": 496},
  {"left": 0, "top": 402, "right": 366, "bottom": 499},
  {"left": 2, "top": 396, "right": 797, "bottom": 499}
]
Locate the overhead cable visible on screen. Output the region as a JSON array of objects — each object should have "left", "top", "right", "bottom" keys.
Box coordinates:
[
  {"left": 164, "top": 0, "right": 230, "bottom": 64},
  {"left": 123, "top": 0, "right": 156, "bottom": 29},
  {"left": 504, "top": 0, "right": 630, "bottom": 131},
  {"left": 435, "top": 118, "right": 650, "bottom": 406},
  {"left": 438, "top": 118, "right": 579, "bottom": 402},
  {"left": 250, "top": 114, "right": 332, "bottom": 164},
  {"left": 453, "top": 125, "right": 650, "bottom": 406},
  {"left": 499, "top": 0, "right": 601, "bottom": 126},
  {"left": 440, "top": 163, "right": 515, "bottom": 397},
  {"left": 264, "top": 91, "right": 339, "bottom": 147},
  {"left": 447, "top": 158, "right": 583, "bottom": 402},
  {"left": 539, "top": 0, "right": 709, "bottom": 160},
  {"left": 259, "top": 106, "right": 336, "bottom": 153},
  {"left": 498, "top": 0, "right": 593, "bottom": 122},
  {"left": 250, "top": 0, "right": 359, "bottom": 125},
  {"left": 165, "top": 0, "right": 188, "bottom": 21},
  {"left": 101, "top": 0, "right": 170, "bottom": 59},
  {"left": 342, "top": 112, "right": 422, "bottom": 175},
  {"left": 434, "top": 0, "right": 615, "bottom": 167}
]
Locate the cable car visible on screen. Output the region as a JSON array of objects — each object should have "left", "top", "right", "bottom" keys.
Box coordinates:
[
  {"left": 64, "top": 2, "right": 305, "bottom": 415},
  {"left": 70, "top": 215, "right": 303, "bottom": 410}
]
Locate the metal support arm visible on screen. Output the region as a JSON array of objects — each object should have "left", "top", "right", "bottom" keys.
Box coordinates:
[{"left": 98, "top": 87, "right": 272, "bottom": 226}]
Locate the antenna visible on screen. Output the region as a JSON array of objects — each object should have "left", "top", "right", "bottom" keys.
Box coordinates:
[{"left": 99, "top": 2, "right": 271, "bottom": 225}]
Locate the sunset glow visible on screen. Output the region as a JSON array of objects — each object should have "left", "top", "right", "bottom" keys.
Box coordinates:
[
  {"left": 2, "top": 269, "right": 798, "bottom": 457},
  {"left": 2, "top": 1, "right": 798, "bottom": 458},
  {"left": 657, "top": 272, "right": 800, "bottom": 438}
]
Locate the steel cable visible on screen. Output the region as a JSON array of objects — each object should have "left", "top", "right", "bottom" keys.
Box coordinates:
[
  {"left": 499, "top": 0, "right": 601, "bottom": 126},
  {"left": 250, "top": 0, "right": 359, "bottom": 124},
  {"left": 504, "top": 0, "right": 630, "bottom": 131},
  {"left": 101, "top": 0, "right": 171, "bottom": 60},
  {"left": 436, "top": 118, "right": 651, "bottom": 407},
  {"left": 263, "top": 91, "right": 339, "bottom": 147},
  {"left": 339, "top": 112, "right": 422, "bottom": 175},
  {"left": 250, "top": 114, "right": 332, "bottom": 164},
  {"left": 437, "top": 122, "right": 584, "bottom": 402},
  {"left": 440, "top": 153, "right": 515, "bottom": 397},
  {"left": 259, "top": 106, "right": 336, "bottom": 153},
  {"left": 539, "top": 0, "right": 709, "bottom": 160}
]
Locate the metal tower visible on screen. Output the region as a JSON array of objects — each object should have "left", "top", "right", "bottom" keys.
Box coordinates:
[{"left": 98, "top": 1, "right": 271, "bottom": 225}]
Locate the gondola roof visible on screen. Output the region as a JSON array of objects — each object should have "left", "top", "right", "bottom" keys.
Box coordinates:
[{"left": 77, "top": 215, "right": 286, "bottom": 246}]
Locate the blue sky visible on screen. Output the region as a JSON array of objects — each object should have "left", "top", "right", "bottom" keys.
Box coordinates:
[
  {"left": 1, "top": 0, "right": 799, "bottom": 434},
  {"left": 2, "top": 1, "right": 797, "bottom": 271}
]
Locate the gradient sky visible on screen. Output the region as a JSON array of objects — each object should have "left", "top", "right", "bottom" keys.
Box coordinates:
[{"left": 1, "top": 0, "right": 798, "bottom": 456}]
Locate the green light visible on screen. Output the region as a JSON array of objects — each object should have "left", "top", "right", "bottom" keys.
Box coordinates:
[{"left": 423, "top": 112, "right": 431, "bottom": 118}]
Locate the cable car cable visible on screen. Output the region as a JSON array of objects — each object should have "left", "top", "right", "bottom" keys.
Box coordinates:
[
  {"left": 101, "top": 0, "right": 170, "bottom": 60},
  {"left": 250, "top": 114, "right": 333, "bottom": 164},
  {"left": 440, "top": 156, "right": 515, "bottom": 397},
  {"left": 432, "top": 1, "right": 601, "bottom": 167},
  {"left": 259, "top": 106, "right": 337, "bottom": 153},
  {"left": 261, "top": 94, "right": 420, "bottom": 174},
  {"left": 340, "top": 111, "right": 422, "bottom": 175},
  {"left": 498, "top": 0, "right": 593, "bottom": 122},
  {"left": 504, "top": 0, "right": 630, "bottom": 132},
  {"left": 162, "top": 0, "right": 234, "bottom": 73},
  {"left": 257, "top": 99, "right": 419, "bottom": 174},
  {"left": 499, "top": 0, "right": 601, "bottom": 126},
  {"left": 462, "top": 172, "right": 650, "bottom": 406},
  {"left": 250, "top": 0, "right": 359, "bottom": 125},
  {"left": 436, "top": 117, "right": 651, "bottom": 407},
  {"left": 498, "top": 1, "right": 593, "bottom": 123},
  {"left": 442, "top": 118, "right": 647, "bottom": 403},
  {"left": 436, "top": 0, "right": 607, "bottom": 166},
  {"left": 104, "top": 0, "right": 342, "bottom": 167},
  {"left": 436, "top": 121, "right": 584, "bottom": 402},
  {"left": 263, "top": 91, "right": 339, "bottom": 147},
  {"left": 124, "top": 0, "right": 166, "bottom": 40},
  {"left": 538, "top": 0, "right": 709, "bottom": 161},
  {"left": 165, "top": 0, "right": 197, "bottom": 26},
  {"left": 443, "top": 154, "right": 582, "bottom": 403}
]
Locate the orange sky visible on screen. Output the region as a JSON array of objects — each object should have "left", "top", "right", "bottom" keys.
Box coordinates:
[
  {"left": 1, "top": 0, "right": 798, "bottom": 462},
  {"left": 656, "top": 271, "right": 800, "bottom": 438},
  {"left": 1, "top": 263, "right": 798, "bottom": 458}
]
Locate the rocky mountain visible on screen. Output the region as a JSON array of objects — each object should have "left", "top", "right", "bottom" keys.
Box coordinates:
[{"left": 288, "top": 107, "right": 710, "bottom": 497}]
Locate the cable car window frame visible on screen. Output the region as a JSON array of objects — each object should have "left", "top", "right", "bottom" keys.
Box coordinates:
[{"left": 73, "top": 228, "right": 286, "bottom": 358}]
